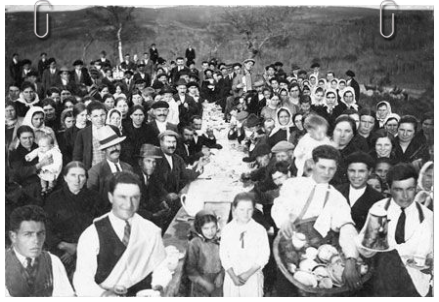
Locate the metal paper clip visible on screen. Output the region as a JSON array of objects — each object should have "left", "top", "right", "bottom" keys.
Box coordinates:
[
  {"left": 34, "top": 0, "right": 53, "bottom": 38},
  {"left": 380, "top": 0, "right": 398, "bottom": 39}
]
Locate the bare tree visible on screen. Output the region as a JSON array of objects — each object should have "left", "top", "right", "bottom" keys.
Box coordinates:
[
  {"left": 221, "top": 6, "right": 299, "bottom": 59},
  {"left": 86, "top": 6, "right": 137, "bottom": 64}
]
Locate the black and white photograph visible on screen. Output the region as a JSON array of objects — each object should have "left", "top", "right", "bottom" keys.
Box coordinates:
[{"left": 3, "top": 0, "right": 434, "bottom": 297}]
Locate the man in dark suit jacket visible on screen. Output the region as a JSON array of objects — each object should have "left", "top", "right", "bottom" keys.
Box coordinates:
[
  {"left": 73, "top": 102, "right": 121, "bottom": 170},
  {"left": 72, "top": 60, "right": 92, "bottom": 86},
  {"left": 173, "top": 79, "right": 200, "bottom": 128},
  {"left": 9, "top": 53, "right": 21, "bottom": 86},
  {"left": 87, "top": 126, "right": 132, "bottom": 211},
  {"left": 346, "top": 69, "right": 360, "bottom": 102},
  {"left": 133, "top": 63, "right": 152, "bottom": 88},
  {"left": 169, "top": 57, "right": 190, "bottom": 85},
  {"left": 97, "top": 50, "right": 111, "bottom": 69},
  {"left": 41, "top": 58, "right": 59, "bottom": 93},
  {"left": 122, "top": 70, "right": 135, "bottom": 96},
  {"left": 37, "top": 53, "right": 49, "bottom": 79},
  {"left": 138, "top": 52, "right": 155, "bottom": 76},
  {"left": 185, "top": 47, "right": 196, "bottom": 64},
  {"left": 144, "top": 101, "right": 179, "bottom": 146},
  {"left": 149, "top": 44, "right": 159, "bottom": 64},
  {"left": 120, "top": 53, "right": 136, "bottom": 72},
  {"left": 56, "top": 66, "right": 80, "bottom": 96},
  {"left": 134, "top": 144, "right": 171, "bottom": 230},
  {"left": 335, "top": 151, "right": 383, "bottom": 231}
]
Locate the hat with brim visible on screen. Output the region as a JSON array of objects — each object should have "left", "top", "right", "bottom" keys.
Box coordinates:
[
  {"left": 236, "top": 111, "right": 249, "bottom": 122},
  {"left": 253, "top": 79, "right": 265, "bottom": 87},
  {"left": 137, "top": 63, "right": 146, "bottom": 67},
  {"left": 137, "top": 144, "right": 163, "bottom": 158},
  {"left": 159, "top": 86, "right": 175, "bottom": 95},
  {"left": 73, "top": 60, "right": 84, "bottom": 66},
  {"left": 124, "top": 70, "right": 134, "bottom": 76},
  {"left": 58, "top": 66, "right": 70, "bottom": 74},
  {"left": 186, "top": 81, "right": 199, "bottom": 89},
  {"left": 97, "top": 126, "right": 126, "bottom": 150},
  {"left": 151, "top": 100, "right": 169, "bottom": 109},
  {"left": 346, "top": 70, "right": 356, "bottom": 77},
  {"left": 243, "top": 113, "right": 261, "bottom": 128},
  {"left": 274, "top": 61, "right": 283, "bottom": 67},
  {"left": 175, "top": 79, "right": 187, "bottom": 87},
  {"left": 243, "top": 58, "right": 256, "bottom": 65},
  {"left": 158, "top": 130, "right": 180, "bottom": 141},
  {"left": 271, "top": 141, "right": 295, "bottom": 153},
  {"left": 204, "top": 69, "right": 214, "bottom": 76},
  {"left": 311, "top": 62, "right": 321, "bottom": 68}
]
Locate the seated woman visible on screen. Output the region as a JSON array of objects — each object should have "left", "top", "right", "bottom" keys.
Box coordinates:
[
  {"left": 9, "top": 126, "right": 48, "bottom": 203},
  {"left": 267, "top": 107, "right": 295, "bottom": 147},
  {"left": 44, "top": 161, "right": 105, "bottom": 279}
]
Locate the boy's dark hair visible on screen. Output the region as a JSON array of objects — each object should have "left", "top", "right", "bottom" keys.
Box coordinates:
[
  {"left": 108, "top": 172, "right": 141, "bottom": 194},
  {"left": 72, "top": 102, "right": 87, "bottom": 118},
  {"left": 299, "top": 95, "right": 312, "bottom": 105},
  {"left": 345, "top": 151, "right": 375, "bottom": 170},
  {"left": 232, "top": 192, "right": 256, "bottom": 208},
  {"left": 398, "top": 115, "right": 418, "bottom": 132},
  {"left": 41, "top": 98, "right": 56, "bottom": 109},
  {"left": 312, "top": 145, "right": 341, "bottom": 165},
  {"left": 129, "top": 104, "right": 145, "bottom": 116},
  {"left": 387, "top": 163, "right": 418, "bottom": 187},
  {"left": 10, "top": 205, "right": 47, "bottom": 233},
  {"left": 46, "top": 87, "right": 60, "bottom": 97},
  {"left": 86, "top": 101, "right": 107, "bottom": 115}
]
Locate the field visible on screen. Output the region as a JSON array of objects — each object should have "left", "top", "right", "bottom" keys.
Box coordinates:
[{"left": 5, "top": 6, "right": 434, "bottom": 116}]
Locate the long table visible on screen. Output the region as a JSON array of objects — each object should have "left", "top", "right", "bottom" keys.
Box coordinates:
[{"left": 162, "top": 113, "right": 251, "bottom": 296}]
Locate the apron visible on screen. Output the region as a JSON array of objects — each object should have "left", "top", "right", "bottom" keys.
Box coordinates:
[{"left": 368, "top": 198, "right": 427, "bottom": 297}]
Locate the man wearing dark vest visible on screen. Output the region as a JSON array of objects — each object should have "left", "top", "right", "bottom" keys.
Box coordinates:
[
  {"left": 358, "top": 163, "right": 433, "bottom": 297},
  {"left": 74, "top": 172, "right": 171, "bottom": 297},
  {"left": 6, "top": 205, "right": 74, "bottom": 297},
  {"left": 336, "top": 152, "right": 383, "bottom": 231}
]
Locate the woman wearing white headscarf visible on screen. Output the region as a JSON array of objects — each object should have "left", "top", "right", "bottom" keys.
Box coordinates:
[
  {"left": 383, "top": 113, "right": 401, "bottom": 137},
  {"left": 21, "top": 106, "right": 58, "bottom": 147},
  {"left": 316, "top": 88, "right": 347, "bottom": 127},
  {"left": 267, "top": 107, "right": 295, "bottom": 147},
  {"left": 340, "top": 87, "right": 360, "bottom": 111},
  {"left": 376, "top": 101, "right": 392, "bottom": 128},
  {"left": 337, "top": 79, "right": 348, "bottom": 102},
  {"left": 414, "top": 161, "right": 433, "bottom": 211}
]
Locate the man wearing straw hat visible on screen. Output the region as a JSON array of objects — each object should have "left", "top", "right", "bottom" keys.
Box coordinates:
[
  {"left": 74, "top": 172, "right": 172, "bottom": 296},
  {"left": 87, "top": 125, "right": 133, "bottom": 211}
]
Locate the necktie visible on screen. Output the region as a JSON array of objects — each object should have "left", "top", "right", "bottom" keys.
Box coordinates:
[
  {"left": 122, "top": 221, "right": 131, "bottom": 246},
  {"left": 25, "top": 257, "right": 37, "bottom": 287},
  {"left": 115, "top": 163, "right": 121, "bottom": 172},
  {"left": 240, "top": 231, "right": 246, "bottom": 249},
  {"left": 395, "top": 207, "right": 406, "bottom": 244}
]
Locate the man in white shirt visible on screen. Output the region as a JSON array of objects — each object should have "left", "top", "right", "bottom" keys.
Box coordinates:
[
  {"left": 358, "top": 163, "right": 433, "bottom": 297},
  {"left": 87, "top": 126, "right": 133, "bottom": 210},
  {"left": 272, "top": 145, "right": 362, "bottom": 295},
  {"left": 145, "top": 100, "right": 179, "bottom": 146},
  {"left": 6, "top": 205, "right": 74, "bottom": 297},
  {"left": 335, "top": 152, "right": 384, "bottom": 231},
  {"left": 74, "top": 172, "right": 171, "bottom": 296}
]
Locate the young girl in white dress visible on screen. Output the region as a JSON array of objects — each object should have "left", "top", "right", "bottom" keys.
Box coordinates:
[{"left": 219, "top": 192, "right": 270, "bottom": 297}]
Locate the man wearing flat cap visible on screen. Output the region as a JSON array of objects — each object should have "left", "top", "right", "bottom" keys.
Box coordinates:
[
  {"left": 73, "top": 60, "right": 92, "bottom": 86},
  {"left": 133, "top": 63, "right": 152, "bottom": 88},
  {"left": 134, "top": 144, "right": 172, "bottom": 230},
  {"left": 243, "top": 58, "right": 256, "bottom": 91},
  {"left": 56, "top": 66, "right": 79, "bottom": 96},
  {"left": 274, "top": 61, "right": 285, "bottom": 77},
  {"left": 122, "top": 70, "right": 135, "bottom": 96},
  {"left": 346, "top": 69, "right": 360, "bottom": 102},
  {"left": 174, "top": 79, "right": 200, "bottom": 127},
  {"left": 155, "top": 130, "right": 207, "bottom": 229},
  {"left": 42, "top": 58, "right": 59, "bottom": 93},
  {"left": 187, "top": 82, "right": 204, "bottom": 116},
  {"left": 170, "top": 57, "right": 190, "bottom": 84},
  {"left": 98, "top": 50, "right": 112, "bottom": 69},
  {"left": 87, "top": 126, "right": 134, "bottom": 211},
  {"left": 145, "top": 100, "right": 179, "bottom": 146}
]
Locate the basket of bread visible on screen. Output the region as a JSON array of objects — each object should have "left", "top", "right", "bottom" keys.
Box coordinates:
[{"left": 273, "top": 223, "right": 373, "bottom": 296}]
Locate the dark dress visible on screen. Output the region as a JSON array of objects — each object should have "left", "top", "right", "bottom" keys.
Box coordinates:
[
  {"left": 331, "top": 139, "right": 364, "bottom": 186},
  {"left": 394, "top": 134, "right": 430, "bottom": 165},
  {"left": 64, "top": 124, "right": 88, "bottom": 165},
  {"left": 121, "top": 122, "right": 152, "bottom": 168}
]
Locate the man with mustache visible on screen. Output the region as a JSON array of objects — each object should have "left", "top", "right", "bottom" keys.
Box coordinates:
[
  {"left": 155, "top": 130, "right": 207, "bottom": 229},
  {"left": 6, "top": 205, "right": 74, "bottom": 296},
  {"left": 87, "top": 126, "right": 133, "bottom": 212},
  {"left": 144, "top": 100, "right": 178, "bottom": 147}
]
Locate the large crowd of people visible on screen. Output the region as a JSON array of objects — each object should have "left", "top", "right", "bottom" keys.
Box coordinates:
[{"left": 5, "top": 44, "right": 434, "bottom": 297}]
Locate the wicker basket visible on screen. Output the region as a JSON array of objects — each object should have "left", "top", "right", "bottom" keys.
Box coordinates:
[{"left": 273, "top": 221, "right": 374, "bottom": 297}]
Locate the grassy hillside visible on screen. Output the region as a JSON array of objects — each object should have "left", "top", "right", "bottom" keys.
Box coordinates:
[{"left": 6, "top": 6, "right": 433, "bottom": 97}]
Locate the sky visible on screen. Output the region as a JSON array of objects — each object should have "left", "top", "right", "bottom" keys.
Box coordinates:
[{"left": 5, "top": 1, "right": 434, "bottom": 12}]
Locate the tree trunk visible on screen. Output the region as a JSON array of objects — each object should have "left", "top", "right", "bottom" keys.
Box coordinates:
[
  {"left": 82, "top": 36, "right": 94, "bottom": 63},
  {"left": 117, "top": 23, "right": 123, "bottom": 63}
]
